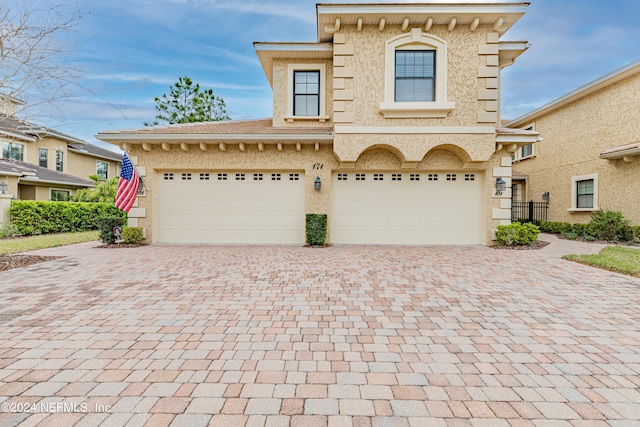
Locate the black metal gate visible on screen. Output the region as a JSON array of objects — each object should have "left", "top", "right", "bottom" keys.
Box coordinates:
[{"left": 512, "top": 201, "right": 548, "bottom": 223}]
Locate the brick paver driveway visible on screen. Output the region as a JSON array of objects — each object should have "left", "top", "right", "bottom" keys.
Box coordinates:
[{"left": 1, "top": 243, "right": 639, "bottom": 427}]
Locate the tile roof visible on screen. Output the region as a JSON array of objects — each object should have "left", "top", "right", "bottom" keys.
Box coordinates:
[
  {"left": 0, "top": 158, "right": 94, "bottom": 187},
  {"left": 98, "top": 118, "right": 333, "bottom": 135}
]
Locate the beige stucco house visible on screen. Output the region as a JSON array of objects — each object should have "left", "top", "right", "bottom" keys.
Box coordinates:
[
  {"left": 97, "top": 1, "right": 540, "bottom": 245},
  {"left": 1, "top": 101, "right": 122, "bottom": 202},
  {"left": 507, "top": 59, "right": 640, "bottom": 225}
]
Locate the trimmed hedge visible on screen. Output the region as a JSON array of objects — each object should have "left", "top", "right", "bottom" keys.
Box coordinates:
[
  {"left": 539, "top": 210, "right": 637, "bottom": 242},
  {"left": 122, "top": 227, "right": 144, "bottom": 244},
  {"left": 306, "top": 214, "right": 327, "bottom": 246},
  {"left": 9, "top": 200, "right": 126, "bottom": 236},
  {"left": 495, "top": 222, "right": 540, "bottom": 246}
]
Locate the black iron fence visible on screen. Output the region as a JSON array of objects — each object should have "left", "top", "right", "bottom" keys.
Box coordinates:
[{"left": 512, "top": 201, "right": 548, "bottom": 223}]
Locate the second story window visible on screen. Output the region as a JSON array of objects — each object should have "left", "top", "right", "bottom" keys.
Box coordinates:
[
  {"left": 96, "top": 161, "right": 108, "bottom": 180},
  {"left": 293, "top": 71, "right": 320, "bottom": 116},
  {"left": 395, "top": 50, "right": 435, "bottom": 102},
  {"left": 2, "top": 142, "right": 24, "bottom": 161},
  {"left": 39, "top": 148, "right": 48, "bottom": 168},
  {"left": 56, "top": 151, "right": 63, "bottom": 172}
]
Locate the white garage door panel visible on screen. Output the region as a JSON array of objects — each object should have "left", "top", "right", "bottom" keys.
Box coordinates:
[
  {"left": 156, "top": 172, "right": 305, "bottom": 244},
  {"left": 331, "top": 172, "right": 482, "bottom": 244}
]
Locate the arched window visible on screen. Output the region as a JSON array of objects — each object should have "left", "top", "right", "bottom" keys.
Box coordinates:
[{"left": 379, "top": 28, "right": 455, "bottom": 118}]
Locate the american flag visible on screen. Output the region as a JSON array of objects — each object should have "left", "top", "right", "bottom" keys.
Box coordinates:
[{"left": 115, "top": 152, "right": 140, "bottom": 212}]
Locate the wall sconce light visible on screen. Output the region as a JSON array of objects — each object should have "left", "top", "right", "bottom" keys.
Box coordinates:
[
  {"left": 542, "top": 191, "right": 550, "bottom": 201},
  {"left": 314, "top": 176, "right": 321, "bottom": 191},
  {"left": 495, "top": 177, "right": 506, "bottom": 195},
  {"left": 0, "top": 181, "right": 7, "bottom": 195}
]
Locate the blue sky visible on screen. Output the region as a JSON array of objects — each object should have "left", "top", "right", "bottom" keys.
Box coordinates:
[{"left": 23, "top": 0, "right": 640, "bottom": 150}]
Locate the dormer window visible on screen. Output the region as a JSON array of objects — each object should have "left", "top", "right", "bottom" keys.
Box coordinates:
[{"left": 380, "top": 28, "right": 455, "bottom": 118}]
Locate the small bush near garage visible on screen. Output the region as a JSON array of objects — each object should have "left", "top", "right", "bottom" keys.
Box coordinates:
[
  {"left": 495, "top": 222, "right": 540, "bottom": 246},
  {"left": 9, "top": 201, "right": 126, "bottom": 236},
  {"left": 122, "top": 227, "right": 143, "bottom": 244},
  {"left": 539, "top": 221, "right": 573, "bottom": 235},
  {"left": 587, "top": 210, "right": 633, "bottom": 242},
  {"left": 306, "top": 214, "right": 327, "bottom": 246},
  {"left": 98, "top": 216, "right": 127, "bottom": 244}
]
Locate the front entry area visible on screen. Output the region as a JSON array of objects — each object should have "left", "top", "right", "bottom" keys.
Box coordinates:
[
  {"left": 155, "top": 171, "right": 305, "bottom": 244},
  {"left": 331, "top": 171, "right": 483, "bottom": 244}
]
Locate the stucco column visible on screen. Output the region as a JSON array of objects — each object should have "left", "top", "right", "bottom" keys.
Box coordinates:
[{"left": 0, "top": 194, "right": 13, "bottom": 225}]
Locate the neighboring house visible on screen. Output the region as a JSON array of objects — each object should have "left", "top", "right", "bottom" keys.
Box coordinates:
[
  {"left": 97, "top": 1, "right": 539, "bottom": 245},
  {"left": 0, "top": 158, "right": 94, "bottom": 201},
  {"left": 507, "top": 60, "right": 640, "bottom": 225},
  {"left": 0, "top": 107, "right": 122, "bottom": 201}
]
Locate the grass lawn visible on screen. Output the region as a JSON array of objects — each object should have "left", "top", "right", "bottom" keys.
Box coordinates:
[
  {"left": 563, "top": 246, "right": 640, "bottom": 277},
  {"left": 0, "top": 231, "right": 99, "bottom": 254}
]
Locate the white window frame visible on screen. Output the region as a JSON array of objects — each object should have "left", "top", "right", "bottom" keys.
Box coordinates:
[
  {"left": 2, "top": 141, "right": 24, "bottom": 161},
  {"left": 379, "top": 28, "right": 454, "bottom": 118},
  {"left": 96, "top": 160, "right": 109, "bottom": 180},
  {"left": 286, "top": 63, "right": 327, "bottom": 122},
  {"left": 512, "top": 124, "right": 536, "bottom": 162},
  {"left": 569, "top": 173, "right": 598, "bottom": 212}
]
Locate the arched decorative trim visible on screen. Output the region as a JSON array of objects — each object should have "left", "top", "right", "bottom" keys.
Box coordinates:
[
  {"left": 421, "top": 144, "right": 473, "bottom": 164},
  {"left": 379, "top": 28, "right": 455, "bottom": 118},
  {"left": 355, "top": 144, "right": 408, "bottom": 165}
]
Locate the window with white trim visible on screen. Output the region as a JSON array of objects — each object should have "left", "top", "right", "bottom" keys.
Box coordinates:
[
  {"left": 512, "top": 124, "right": 536, "bottom": 162},
  {"left": 96, "top": 161, "right": 108, "bottom": 180},
  {"left": 286, "top": 63, "right": 327, "bottom": 121},
  {"left": 570, "top": 173, "right": 598, "bottom": 212},
  {"left": 379, "top": 28, "right": 454, "bottom": 118},
  {"left": 2, "top": 142, "right": 23, "bottom": 161},
  {"left": 55, "top": 151, "right": 64, "bottom": 172},
  {"left": 39, "top": 148, "right": 48, "bottom": 168}
]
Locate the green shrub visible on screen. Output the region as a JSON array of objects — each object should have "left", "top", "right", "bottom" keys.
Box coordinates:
[
  {"left": 495, "top": 222, "right": 540, "bottom": 246},
  {"left": 306, "top": 214, "right": 327, "bottom": 246},
  {"left": 0, "top": 223, "right": 20, "bottom": 239},
  {"left": 587, "top": 210, "right": 632, "bottom": 241},
  {"left": 630, "top": 225, "right": 640, "bottom": 240},
  {"left": 98, "top": 216, "right": 127, "bottom": 244},
  {"left": 584, "top": 235, "right": 596, "bottom": 241},
  {"left": 9, "top": 201, "right": 126, "bottom": 236},
  {"left": 571, "top": 223, "right": 588, "bottom": 237},
  {"left": 562, "top": 231, "right": 578, "bottom": 240},
  {"left": 539, "top": 221, "right": 573, "bottom": 235},
  {"left": 122, "top": 227, "right": 143, "bottom": 244}
]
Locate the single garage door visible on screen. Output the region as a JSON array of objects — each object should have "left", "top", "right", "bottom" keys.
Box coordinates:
[
  {"left": 156, "top": 171, "right": 305, "bottom": 244},
  {"left": 331, "top": 171, "right": 483, "bottom": 244}
]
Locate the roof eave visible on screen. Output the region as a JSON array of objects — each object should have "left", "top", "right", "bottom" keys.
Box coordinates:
[
  {"left": 18, "top": 177, "right": 93, "bottom": 188},
  {"left": 599, "top": 146, "right": 640, "bottom": 160},
  {"left": 96, "top": 133, "right": 334, "bottom": 144}
]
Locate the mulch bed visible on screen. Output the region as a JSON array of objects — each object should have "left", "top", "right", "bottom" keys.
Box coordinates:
[
  {"left": 490, "top": 240, "right": 551, "bottom": 250},
  {"left": 0, "top": 254, "right": 60, "bottom": 272}
]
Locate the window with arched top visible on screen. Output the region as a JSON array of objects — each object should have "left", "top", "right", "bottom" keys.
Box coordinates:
[{"left": 379, "top": 28, "right": 455, "bottom": 118}]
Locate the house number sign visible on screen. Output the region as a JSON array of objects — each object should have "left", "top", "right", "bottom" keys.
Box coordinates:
[{"left": 312, "top": 163, "right": 324, "bottom": 170}]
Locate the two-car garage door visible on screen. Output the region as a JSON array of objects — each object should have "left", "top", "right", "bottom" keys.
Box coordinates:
[
  {"left": 155, "top": 170, "right": 483, "bottom": 245},
  {"left": 156, "top": 171, "right": 305, "bottom": 244},
  {"left": 331, "top": 171, "right": 483, "bottom": 244}
]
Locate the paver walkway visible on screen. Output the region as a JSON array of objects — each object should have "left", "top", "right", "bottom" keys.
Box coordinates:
[{"left": 0, "top": 242, "right": 639, "bottom": 426}]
